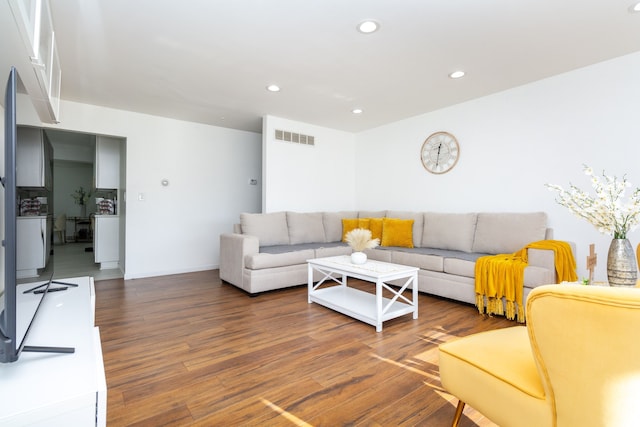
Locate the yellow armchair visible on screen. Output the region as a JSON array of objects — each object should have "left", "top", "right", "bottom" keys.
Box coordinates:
[{"left": 438, "top": 284, "right": 640, "bottom": 427}]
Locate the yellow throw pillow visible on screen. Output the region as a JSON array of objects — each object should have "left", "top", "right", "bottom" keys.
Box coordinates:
[
  {"left": 367, "top": 218, "right": 384, "bottom": 242},
  {"left": 342, "top": 218, "right": 371, "bottom": 242},
  {"left": 342, "top": 218, "right": 359, "bottom": 241},
  {"left": 381, "top": 218, "right": 414, "bottom": 248}
]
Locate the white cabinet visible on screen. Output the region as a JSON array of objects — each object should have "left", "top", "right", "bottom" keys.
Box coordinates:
[
  {"left": 94, "top": 216, "right": 119, "bottom": 269},
  {"left": 0, "top": 277, "right": 107, "bottom": 427},
  {"left": 7, "top": 0, "right": 61, "bottom": 122},
  {"left": 95, "top": 136, "right": 121, "bottom": 189},
  {"left": 17, "top": 126, "right": 53, "bottom": 189},
  {"left": 17, "top": 216, "right": 50, "bottom": 278}
]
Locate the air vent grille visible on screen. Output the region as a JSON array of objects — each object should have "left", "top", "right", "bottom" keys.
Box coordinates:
[{"left": 275, "top": 129, "right": 315, "bottom": 146}]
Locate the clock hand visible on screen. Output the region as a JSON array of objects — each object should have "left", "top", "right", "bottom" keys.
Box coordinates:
[{"left": 436, "top": 143, "right": 442, "bottom": 167}]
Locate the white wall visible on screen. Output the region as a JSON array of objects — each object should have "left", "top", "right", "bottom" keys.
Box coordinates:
[
  {"left": 354, "top": 51, "right": 640, "bottom": 281},
  {"left": 262, "top": 115, "right": 357, "bottom": 212},
  {"left": 17, "top": 98, "right": 262, "bottom": 279}
]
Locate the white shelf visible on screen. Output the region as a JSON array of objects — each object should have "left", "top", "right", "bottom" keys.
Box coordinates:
[{"left": 310, "top": 286, "right": 415, "bottom": 327}]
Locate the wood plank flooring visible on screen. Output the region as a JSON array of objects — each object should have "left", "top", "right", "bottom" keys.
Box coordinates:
[{"left": 95, "top": 270, "right": 515, "bottom": 426}]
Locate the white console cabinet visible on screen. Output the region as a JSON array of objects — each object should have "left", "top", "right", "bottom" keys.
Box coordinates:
[
  {"left": 7, "top": 0, "right": 62, "bottom": 122},
  {"left": 94, "top": 216, "right": 120, "bottom": 269},
  {"left": 0, "top": 277, "right": 107, "bottom": 427},
  {"left": 95, "top": 136, "right": 121, "bottom": 189}
]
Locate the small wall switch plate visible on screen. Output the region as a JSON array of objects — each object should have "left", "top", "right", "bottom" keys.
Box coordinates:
[
  {"left": 138, "top": 193, "right": 145, "bottom": 201},
  {"left": 249, "top": 179, "right": 258, "bottom": 185}
]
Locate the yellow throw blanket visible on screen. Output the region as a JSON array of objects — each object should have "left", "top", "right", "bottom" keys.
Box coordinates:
[{"left": 475, "top": 240, "right": 577, "bottom": 322}]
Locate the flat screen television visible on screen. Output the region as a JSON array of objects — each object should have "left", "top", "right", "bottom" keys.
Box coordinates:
[{"left": 0, "top": 66, "right": 73, "bottom": 363}]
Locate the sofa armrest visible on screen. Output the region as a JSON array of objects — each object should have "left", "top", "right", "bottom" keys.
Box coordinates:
[
  {"left": 219, "top": 233, "right": 259, "bottom": 288},
  {"left": 527, "top": 241, "right": 576, "bottom": 283}
]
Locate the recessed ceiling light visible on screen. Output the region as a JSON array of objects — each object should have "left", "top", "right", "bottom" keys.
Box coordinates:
[
  {"left": 630, "top": 2, "right": 640, "bottom": 12},
  {"left": 352, "top": 108, "right": 363, "bottom": 114},
  {"left": 266, "top": 84, "right": 281, "bottom": 92},
  {"left": 449, "top": 70, "right": 466, "bottom": 79},
  {"left": 357, "top": 20, "right": 379, "bottom": 34}
]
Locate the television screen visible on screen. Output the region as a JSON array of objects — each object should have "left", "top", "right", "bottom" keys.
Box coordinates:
[{"left": 0, "top": 66, "right": 63, "bottom": 363}]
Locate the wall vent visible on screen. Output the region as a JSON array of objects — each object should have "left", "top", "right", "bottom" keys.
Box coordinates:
[{"left": 275, "top": 129, "right": 315, "bottom": 146}]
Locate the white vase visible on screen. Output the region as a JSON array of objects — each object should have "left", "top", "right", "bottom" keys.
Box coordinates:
[{"left": 351, "top": 251, "right": 367, "bottom": 265}]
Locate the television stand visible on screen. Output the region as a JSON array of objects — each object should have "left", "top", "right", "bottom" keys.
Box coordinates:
[
  {"left": 0, "top": 277, "right": 106, "bottom": 426},
  {"left": 23, "top": 280, "right": 78, "bottom": 294},
  {"left": 23, "top": 345, "right": 75, "bottom": 354}
]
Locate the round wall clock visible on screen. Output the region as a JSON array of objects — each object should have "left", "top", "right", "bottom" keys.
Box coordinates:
[{"left": 420, "top": 131, "right": 460, "bottom": 174}]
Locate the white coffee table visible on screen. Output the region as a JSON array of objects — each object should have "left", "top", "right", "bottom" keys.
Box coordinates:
[{"left": 307, "top": 255, "right": 419, "bottom": 332}]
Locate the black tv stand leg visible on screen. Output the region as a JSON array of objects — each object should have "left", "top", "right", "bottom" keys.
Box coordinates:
[
  {"left": 22, "top": 345, "right": 75, "bottom": 354},
  {"left": 52, "top": 280, "right": 78, "bottom": 287}
]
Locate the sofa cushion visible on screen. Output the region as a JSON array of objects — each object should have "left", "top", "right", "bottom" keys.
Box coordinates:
[
  {"left": 315, "top": 245, "right": 352, "bottom": 258},
  {"left": 240, "top": 212, "right": 289, "bottom": 246},
  {"left": 472, "top": 212, "right": 548, "bottom": 254},
  {"left": 260, "top": 242, "right": 346, "bottom": 254},
  {"left": 391, "top": 250, "right": 443, "bottom": 272},
  {"left": 381, "top": 218, "right": 414, "bottom": 248},
  {"left": 423, "top": 212, "right": 478, "bottom": 252},
  {"left": 245, "top": 249, "right": 315, "bottom": 270},
  {"left": 358, "top": 210, "right": 387, "bottom": 218},
  {"left": 444, "top": 257, "right": 477, "bottom": 278},
  {"left": 323, "top": 211, "right": 358, "bottom": 242},
  {"left": 287, "top": 212, "right": 326, "bottom": 244},
  {"left": 365, "top": 247, "right": 392, "bottom": 262},
  {"left": 387, "top": 210, "right": 424, "bottom": 247}
]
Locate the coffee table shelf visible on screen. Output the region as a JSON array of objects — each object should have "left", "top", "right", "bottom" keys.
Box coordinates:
[{"left": 308, "top": 256, "right": 419, "bottom": 332}]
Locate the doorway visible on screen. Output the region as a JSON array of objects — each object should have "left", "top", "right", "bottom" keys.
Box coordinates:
[{"left": 44, "top": 128, "right": 125, "bottom": 281}]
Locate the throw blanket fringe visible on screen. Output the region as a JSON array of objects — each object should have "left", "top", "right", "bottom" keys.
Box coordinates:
[{"left": 475, "top": 240, "right": 577, "bottom": 323}]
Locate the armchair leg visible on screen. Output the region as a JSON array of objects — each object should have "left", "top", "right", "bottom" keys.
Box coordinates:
[{"left": 452, "top": 400, "right": 465, "bottom": 427}]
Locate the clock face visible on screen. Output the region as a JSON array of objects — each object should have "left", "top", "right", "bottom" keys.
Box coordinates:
[{"left": 421, "top": 131, "right": 460, "bottom": 174}]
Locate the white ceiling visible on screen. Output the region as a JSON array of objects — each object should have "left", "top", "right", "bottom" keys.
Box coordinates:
[{"left": 49, "top": 0, "right": 640, "bottom": 134}]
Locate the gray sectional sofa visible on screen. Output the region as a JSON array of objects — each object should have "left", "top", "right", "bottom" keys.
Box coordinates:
[{"left": 219, "top": 210, "right": 568, "bottom": 305}]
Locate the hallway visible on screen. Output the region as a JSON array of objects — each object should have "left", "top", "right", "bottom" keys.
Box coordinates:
[{"left": 53, "top": 242, "right": 123, "bottom": 281}]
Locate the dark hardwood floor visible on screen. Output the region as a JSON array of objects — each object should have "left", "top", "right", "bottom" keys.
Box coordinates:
[{"left": 95, "top": 270, "right": 513, "bottom": 426}]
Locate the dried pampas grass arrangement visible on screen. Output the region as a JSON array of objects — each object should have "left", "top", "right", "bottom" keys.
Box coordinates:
[{"left": 345, "top": 228, "right": 380, "bottom": 252}]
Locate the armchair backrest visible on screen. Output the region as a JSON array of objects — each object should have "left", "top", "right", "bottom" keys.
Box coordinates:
[{"left": 526, "top": 284, "right": 640, "bottom": 426}]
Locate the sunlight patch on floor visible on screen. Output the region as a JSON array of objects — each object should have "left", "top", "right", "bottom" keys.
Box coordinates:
[
  {"left": 260, "top": 398, "right": 313, "bottom": 427},
  {"left": 370, "top": 353, "right": 439, "bottom": 381}
]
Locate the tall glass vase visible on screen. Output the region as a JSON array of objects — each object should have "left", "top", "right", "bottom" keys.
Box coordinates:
[
  {"left": 607, "top": 238, "right": 638, "bottom": 287},
  {"left": 80, "top": 204, "right": 87, "bottom": 218}
]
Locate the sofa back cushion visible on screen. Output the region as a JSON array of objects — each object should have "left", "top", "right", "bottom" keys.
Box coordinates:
[
  {"left": 358, "top": 210, "right": 387, "bottom": 219},
  {"left": 240, "top": 212, "right": 290, "bottom": 246},
  {"left": 472, "top": 212, "right": 548, "bottom": 254},
  {"left": 323, "top": 211, "right": 358, "bottom": 242},
  {"left": 422, "top": 212, "right": 478, "bottom": 252},
  {"left": 287, "top": 212, "right": 326, "bottom": 244}
]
